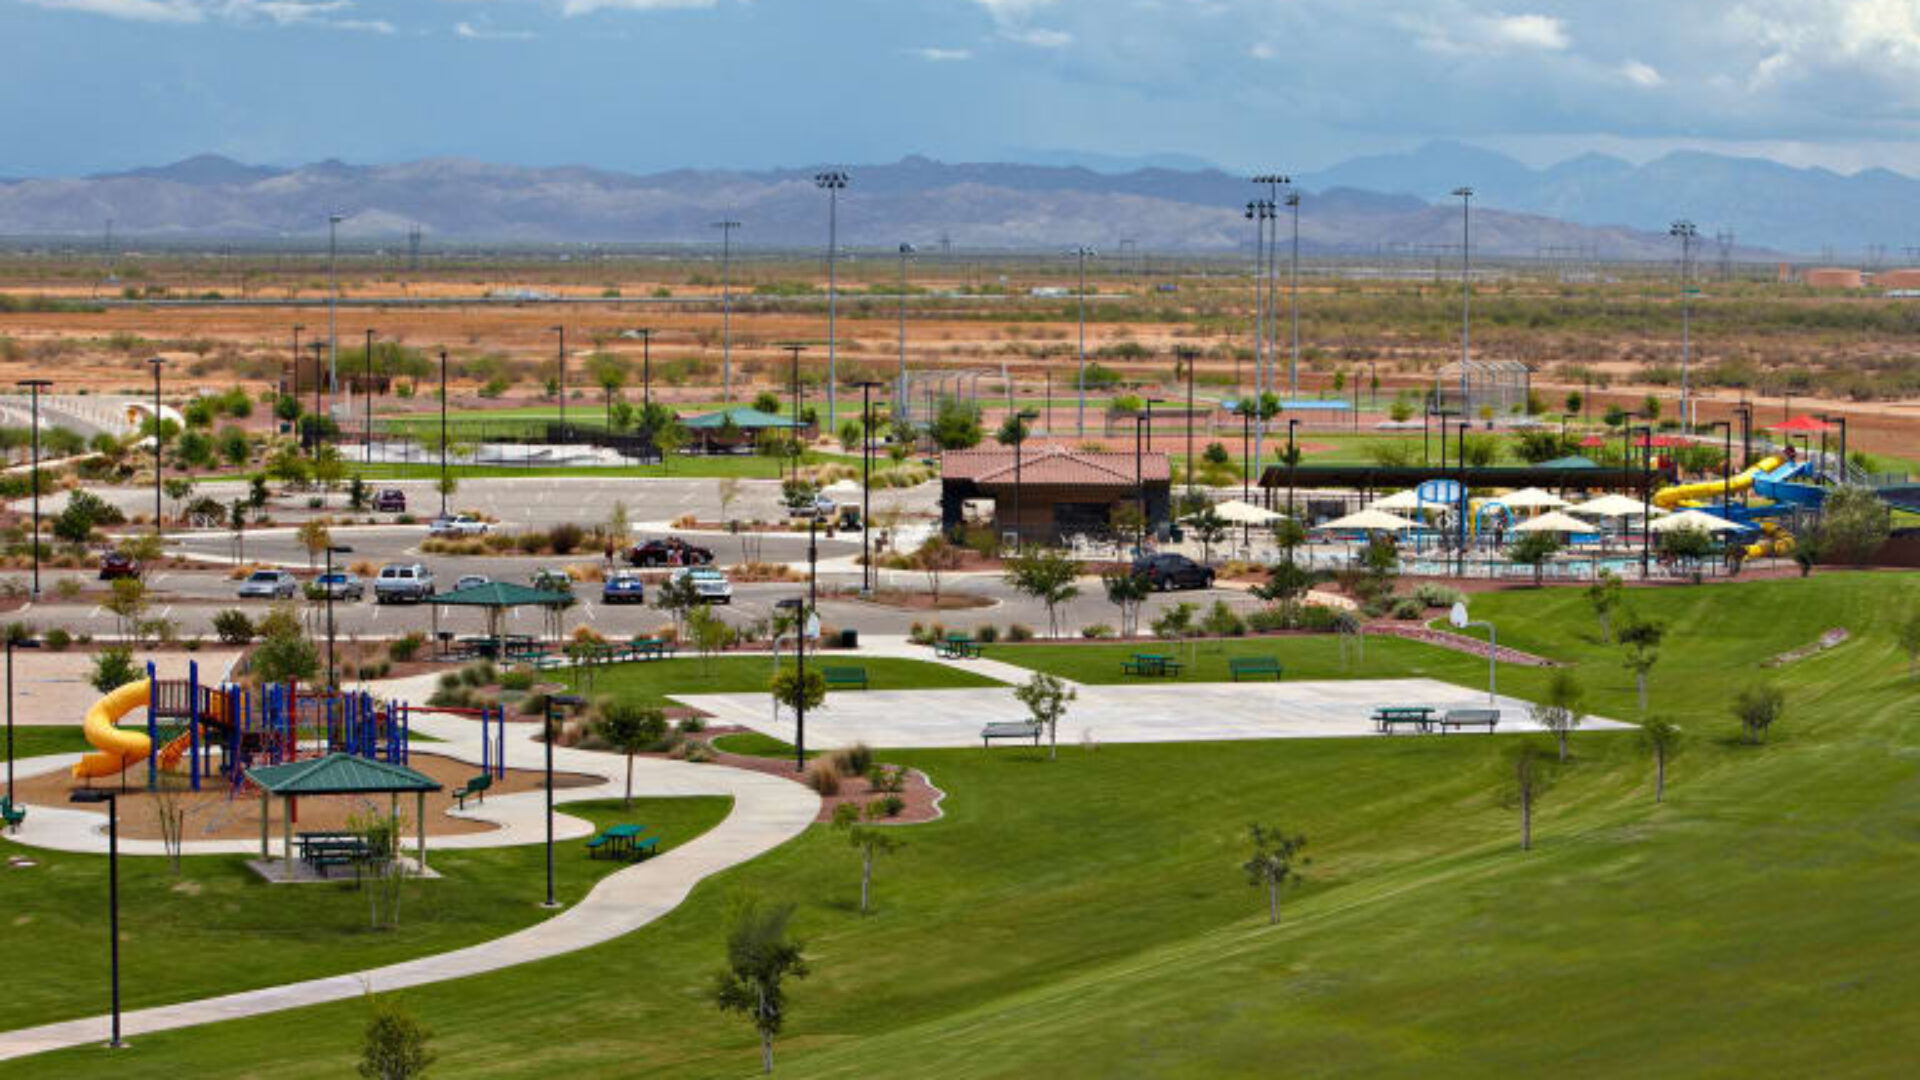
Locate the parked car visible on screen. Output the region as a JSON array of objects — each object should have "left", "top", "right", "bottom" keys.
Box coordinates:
[
  {"left": 1131, "top": 552, "right": 1216, "bottom": 591},
  {"left": 313, "top": 572, "right": 365, "bottom": 601},
  {"left": 670, "top": 566, "right": 733, "bottom": 605},
  {"left": 530, "top": 568, "right": 574, "bottom": 593},
  {"left": 427, "top": 514, "right": 491, "bottom": 538},
  {"left": 372, "top": 489, "right": 407, "bottom": 513},
  {"left": 453, "top": 574, "right": 492, "bottom": 592},
  {"left": 627, "top": 537, "right": 715, "bottom": 567},
  {"left": 98, "top": 551, "right": 141, "bottom": 581},
  {"left": 374, "top": 563, "right": 436, "bottom": 604},
  {"left": 601, "top": 569, "right": 647, "bottom": 604},
  {"left": 238, "top": 569, "right": 300, "bottom": 600}
]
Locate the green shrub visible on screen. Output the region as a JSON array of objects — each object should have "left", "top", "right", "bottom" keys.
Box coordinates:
[
  {"left": 499, "top": 668, "right": 535, "bottom": 692},
  {"left": 677, "top": 715, "right": 707, "bottom": 735},
  {"left": 44, "top": 627, "right": 71, "bottom": 651},
  {"left": 974, "top": 624, "right": 1000, "bottom": 644},
  {"left": 1393, "top": 598, "right": 1425, "bottom": 620},
  {"left": 388, "top": 633, "right": 424, "bottom": 662},
  {"left": 212, "top": 609, "right": 255, "bottom": 645},
  {"left": 866, "top": 764, "right": 909, "bottom": 794},
  {"left": 1005, "top": 623, "right": 1034, "bottom": 642},
  {"left": 831, "top": 742, "right": 874, "bottom": 776},
  {"left": 1246, "top": 607, "right": 1289, "bottom": 633},
  {"left": 1411, "top": 583, "right": 1463, "bottom": 608},
  {"left": 1201, "top": 600, "right": 1246, "bottom": 638},
  {"left": 1081, "top": 622, "right": 1115, "bottom": 639},
  {"left": 869, "top": 794, "right": 906, "bottom": 818}
]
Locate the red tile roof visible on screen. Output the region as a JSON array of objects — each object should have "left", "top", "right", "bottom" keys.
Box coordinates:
[{"left": 942, "top": 448, "right": 1170, "bottom": 487}]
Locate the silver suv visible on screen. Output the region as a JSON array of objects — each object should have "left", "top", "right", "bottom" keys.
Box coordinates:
[{"left": 374, "top": 563, "right": 435, "bottom": 604}]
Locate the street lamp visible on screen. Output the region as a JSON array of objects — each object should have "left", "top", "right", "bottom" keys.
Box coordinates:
[
  {"left": 712, "top": 219, "right": 741, "bottom": 403},
  {"left": 542, "top": 693, "right": 584, "bottom": 908},
  {"left": 17, "top": 379, "right": 51, "bottom": 596},
  {"left": 324, "top": 545, "right": 352, "bottom": 689},
  {"left": 1633, "top": 424, "right": 1655, "bottom": 577},
  {"left": 855, "top": 381, "right": 883, "bottom": 594},
  {"left": 549, "top": 325, "right": 567, "bottom": 433},
  {"left": 1671, "top": 220, "right": 1698, "bottom": 430},
  {"left": 1070, "top": 246, "right": 1096, "bottom": 435},
  {"left": 896, "top": 243, "right": 915, "bottom": 423},
  {"left": 145, "top": 357, "right": 165, "bottom": 536},
  {"left": 814, "top": 170, "right": 849, "bottom": 430},
  {"left": 69, "top": 788, "right": 122, "bottom": 1048},
  {"left": 290, "top": 324, "right": 303, "bottom": 405},
  {"left": 633, "top": 327, "right": 654, "bottom": 414},
  {"left": 327, "top": 212, "right": 344, "bottom": 402},
  {"left": 7, "top": 635, "right": 38, "bottom": 803},
  {"left": 1179, "top": 347, "right": 1198, "bottom": 499},
  {"left": 782, "top": 344, "right": 807, "bottom": 482},
  {"left": 1452, "top": 186, "right": 1474, "bottom": 411},
  {"left": 307, "top": 341, "right": 325, "bottom": 439}
]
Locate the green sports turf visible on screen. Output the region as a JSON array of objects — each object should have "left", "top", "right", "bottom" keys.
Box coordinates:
[{"left": 555, "top": 655, "right": 1006, "bottom": 706}]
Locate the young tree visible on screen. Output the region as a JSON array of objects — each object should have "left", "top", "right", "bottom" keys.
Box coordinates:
[
  {"left": 104, "top": 577, "right": 149, "bottom": 640},
  {"left": 312, "top": 443, "right": 347, "bottom": 504},
  {"left": 1898, "top": 608, "right": 1920, "bottom": 681},
  {"left": 1002, "top": 548, "right": 1083, "bottom": 638},
  {"left": 1507, "top": 530, "right": 1561, "bottom": 586},
  {"left": 1013, "top": 671, "right": 1077, "bottom": 761},
  {"left": 1102, "top": 569, "right": 1151, "bottom": 638},
  {"left": 297, "top": 519, "right": 333, "bottom": 571},
  {"left": 1639, "top": 716, "right": 1682, "bottom": 803},
  {"left": 1563, "top": 389, "right": 1583, "bottom": 417},
  {"left": 1585, "top": 570, "right": 1623, "bottom": 643},
  {"left": 218, "top": 425, "right": 251, "bottom": 469},
  {"left": 358, "top": 993, "right": 435, "bottom": 1080},
  {"left": 1243, "top": 824, "right": 1309, "bottom": 926},
  {"left": 913, "top": 535, "right": 961, "bottom": 602},
  {"left": 654, "top": 572, "right": 703, "bottom": 638},
  {"left": 1252, "top": 559, "right": 1319, "bottom": 627},
  {"left": 1618, "top": 612, "right": 1666, "bottom": 711},
  {"left": 1530, "top": 668, "right": 1586, "bottom": 762},
  {"left": 1658, "top": 526, "right": 1715, "bottom": 583},
  {"left": 832, "top": 802, "right": 906, "bottom": 915},
  {"left": 711, "top": 894, "right": 810, "bottom": 1075},
  {"left": 1733, "top": 681, "right": 1785, "bottom": 745},
  {"left": 162, "top": 476, "right": 195, "bottom": 521},
  {"left": 688, "top": 605, "right": 737, "bottom": 675},
  {"left": 771, "top": 667, "right": 826, "bottom": 719},
  {"left": 1187, "top": 503, "right": 1229, "bottom": 565},
  {"left": 595, "top": 703, "right": 667, "bottom": 808},
  {"left": 717, "top": 477, "right": 742, "bottom": 525},
  {"left": 229, "top": 499, "right": 248, "bottom": 563},
  {"left": 654, "top": 419, "right": 689, "bottom": 474},
  {"left": 1502, "top": 742, "right": 1559, "bottom": 852},
  {"left": 1820, "top": 485, "right": 1892, "bottom": 565}
]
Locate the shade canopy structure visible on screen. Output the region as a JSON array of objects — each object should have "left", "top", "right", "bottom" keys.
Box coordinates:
[
  {"left": 1510, "top": 510, "right": 1600, "bottom": 534},
  {"left": 1496, "top": 487, "right": 1570, "bottom": 510},
  {"left": 430, "top": 580, "right": 575, "bottom": 643},
  {"left": 1200, "top": 499, "right": 1286, "bottom": 525},
  {"left": 1538, "top": 455, "right": 1598, "bottom": 470},
  {"left": 245, "top": 753, "right": 443, "bottom": 880},
  {"left": 1769, "top": 414, "right": 1834, "bottom": 434},
  {"left": 1372, "top": 489, "right": 1435, "bottom": 512},
  {"left": 1568, "top": 494, "right": 1669, "bottom": 519},
  {"left": 1315, "top": 508, "right": 1420, "bottom": 533},
  {"left": 1649, "top": 508, "right": 1751, "bottom": 534},
  {"left": 680, "top": 407, "right": 801, "bottom": 431}
]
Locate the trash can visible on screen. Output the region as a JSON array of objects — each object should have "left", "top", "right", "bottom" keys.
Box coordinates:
[{"left": 839, "top": 628, "right": 859, "bottom": 649}]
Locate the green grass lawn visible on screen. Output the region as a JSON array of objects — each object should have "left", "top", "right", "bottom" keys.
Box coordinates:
[
  {"left": 9, "top": 574, "right": 1920, "bottom": 1076},
  {"left": 982, "top": 633, "right": 1487, "bottom": 686},
  {"left": 0, "top": 796, "right": 730, "bottom": 1031},
  {"left": 5, "top": 725, "right": 92, "bottom": 760},
  {"left": 709, "top": 731, "right": 811, "bottom": 759},
  {"left": 558, "top": 655, "right": 1005, "bottom": 706}
]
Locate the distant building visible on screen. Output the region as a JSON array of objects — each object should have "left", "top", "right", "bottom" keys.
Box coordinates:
[
  {"left": 1801, "top": 267, "right": 1864, "bottom": 289},
  {"left": 940, "top": 447, "right": 1171, "bottom": 543},
  {"left": 1873, "top": 269, "right": 1920, "bottom": 290}
]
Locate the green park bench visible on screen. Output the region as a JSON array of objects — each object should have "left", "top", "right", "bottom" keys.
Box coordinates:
[
  {"left": 1438, "top": 708, "right": 1501, "bottom": 734},
  {"left": 452, "top": 773, "right": 493, "bottom": 809},
  {"left": 2, "top": 797, "right": 25, "bottom": 832},
  {"left": 822, "top": 666, "right": 869, "bottom": 690},
  {"left": 981, "top": 721, "right": 1044, "bottom": 748},
  {"left": 1229, "top": 656, "right": 1284, "bottom": 681},
  {"left": 1371, "top": 706, "right": 1436, "bottom": 735}
]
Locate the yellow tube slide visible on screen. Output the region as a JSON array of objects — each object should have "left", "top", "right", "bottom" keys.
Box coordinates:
[
  {"left": 1654, "top": 455, "right": 1782, "bottom": 510},
  {"left": 71, "top": 680, "right": 153, "bottom": 780}
]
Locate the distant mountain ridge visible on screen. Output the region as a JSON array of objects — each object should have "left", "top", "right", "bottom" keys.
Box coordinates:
[{"left": 0, "top": 145, "right": 1889, "bottom": 256}]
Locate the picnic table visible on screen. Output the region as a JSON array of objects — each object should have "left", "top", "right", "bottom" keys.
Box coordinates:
[
  {"left": 1371, "top": 706, "right": 1436, "bottom": 734},
  {"left": 935, "top": 635, "right": 982, "bottom": 659},
  {"left": 1121, "top": 653, "right": 1184, "bottom": 677},
  {"left": 586, "top": 823, "right": 660, "bottom": 862},
  {"left": 296, "top": 831, "right": 375, "bottom": 876}
]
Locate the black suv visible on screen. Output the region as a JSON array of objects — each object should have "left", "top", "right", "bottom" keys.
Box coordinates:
[
  {"left": 627, "top": 537, "right": 715, "bottom": 567},
  {"left": 1131, "top": 553, "right": 1215, "bottom": 591}
]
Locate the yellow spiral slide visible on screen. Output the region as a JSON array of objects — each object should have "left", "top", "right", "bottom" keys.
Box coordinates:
[
  {"left": 1652, "top": 455, "right": 1782, "bottom": 510},
  {"left": 72, "top": 680, "right": 154, "bottom": 780}
]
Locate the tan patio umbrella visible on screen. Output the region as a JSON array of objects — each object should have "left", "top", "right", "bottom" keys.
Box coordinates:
[
  {"left": 1510, "top": 510, "right": 1600, "bottom": 534},
  {"left": 1316, "top": 508, "right": 1421, "bottom": 532}
]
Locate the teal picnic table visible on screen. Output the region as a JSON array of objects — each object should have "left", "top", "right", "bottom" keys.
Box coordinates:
[
  {"left": 587, "top": 823, "right": 660, "bottom": 861},
  {"left": 1121, "top": 653, "right": 1184, "bottom": 677},
  {"left": 1371, "top": 706, "right": 1436, "bottom": 734},
  {"left": 936, "top": 635, "right": 981, "bottom": 659}
]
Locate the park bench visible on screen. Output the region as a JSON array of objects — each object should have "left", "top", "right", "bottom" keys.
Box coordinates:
[
  {"left": 1, "top": 797, "right": 24, "bottom": 832},
  {"left": 1228, "top": 656, "right": 1284, "bottom": 681},
  {"left": 822, "top": 666, "right": 869, "bottom": 691},
  {"left": 981, "top": 721, "right": 1044, "bottom": 748},
  {"left": 1438, "top": 708, "right": 1501, "bottom": 734},
  {"left": 935, "top": 635, "right": 981, "bottom": 659},
  {"left": 1121, "top": 653, "right": 1183, "bottom": 677},
  {"left": 628, "top": 639, "right": 675, "bottom": 660},
  {"left": 1372, "top": 706, "right": 1436, "bottom": 735},
  {"left": 452, "top": 773, "right": 492, "bottom": 809}
]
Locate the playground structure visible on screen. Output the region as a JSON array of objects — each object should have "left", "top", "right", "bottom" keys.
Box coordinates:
[{"left": 66, "top": 662, "right": 507, "bottom": 793}]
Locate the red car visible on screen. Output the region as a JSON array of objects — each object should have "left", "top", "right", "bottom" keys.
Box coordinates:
[
  {"left": 99, "top": 551, "right": 141, "bottom": 580},
  {"left": 372, "top": 489, "right": 407, "bottom": 513}
]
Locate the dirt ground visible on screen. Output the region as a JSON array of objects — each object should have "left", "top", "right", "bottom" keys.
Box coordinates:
[{"left": 21, "top": 751, "right": 601, "bottom": 842}]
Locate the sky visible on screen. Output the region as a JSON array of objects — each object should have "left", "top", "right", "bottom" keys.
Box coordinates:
[{"left": 7, "top": 0, "right": 1920, "bottom": 177}]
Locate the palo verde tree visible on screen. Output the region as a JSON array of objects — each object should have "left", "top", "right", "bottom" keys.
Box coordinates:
[
  {"left": 1242, "top": 824, "right": 1309, "bottom": 926},
  {"left": 711, "top": 893, "right": 810, "bottom": 1075},
  {"left": 1003, "top": 547, "right": 1083, "bottom": 639},
  {"left": 1501, "top": 742, "right": 1560, "bottom": 852},
  {"left": 1639, "top": 716, "right": 1682, "bottom": 803},
  {"left": 1617, "top": 610, "right": 1666, "bottom": 711},
  {"left": 1101, "top": 568, "right": 1151, "bottom": 638},
  {"left": 594, "top": 702, "right": 667, "bottom": 808},
  {"left": 832, "top": 802, "right": 906, "bottom": 915},
  {"left": 1529, "top": 668, "right": 1586, "bottom": 762},
  {"left": 1586, "top": 570, "right": 1623, "bottom": 643},
  {"left": 1013, "top": 671, "right": 1077, "bottom": 761}
]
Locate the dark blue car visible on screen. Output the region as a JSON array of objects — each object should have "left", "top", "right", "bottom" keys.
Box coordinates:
[{"left": 602, "top": 570, "right": 647, "bottom": 604}]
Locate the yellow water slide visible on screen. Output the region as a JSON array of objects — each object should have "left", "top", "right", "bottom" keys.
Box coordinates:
[
  {"left": 72, "top": 680, "right": 154, "bottom": 780},
  {"left": 1653, "top": 455, "right": 1782, "bottom": 510}
]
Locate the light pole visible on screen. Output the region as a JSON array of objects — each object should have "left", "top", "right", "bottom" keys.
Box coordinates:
[
  {"left": 324, "top": 544, "right": 351, "bottom": 689},
  {"left": 1178, "top": 347, "right": 1198, "bottom": 500},
  {"left": 855, "top": 381, "right": 882, "bottom": 594},
  {"left": 1287, "top": 418, "right": 1300, "bottom": 519},
  {"left": 1071, "top": 246, "right": 1096, "bottom": 435},
  {"left": 327, "top": 212, "right": 343, "bottom": 403},
  {"left": 549, "top": 325, "right": 567, "bottom": 433},
  {"left": 814, "top": 170, "right": 848, "bottom": 430},
  {"left": 362, "top": 328, "right": 376, "bottom": 463},
  {"left": 782, "top": 344, "right": 807, "bottom": 482},
  {"left": 712, "top": 219, "right": 741, "bottom": 403},
  {"left": 896, "top": 243, "right": 915, "bottom": 422},
  {"left": 146, "top": 357, "right": 165, "bottom": 536},
  {"left": 1134, "top": 413, "right": 1149, "bottom": 551},
  {"left": 438, "top": 349, "right": 450, "bottom": 515},
  {"left": 1011, "top": 409, "right": 1038, "bottom": 550},
  {"left": 17, "top": 379, "right": 50, "bottom": 596},
  {"left": 7, "top": 635, "right": 39, "bottom": 803},
  {"left": 1285, "top": 189, "right": 1302, "bottom": 396},
  {"left": 68, "top": 788, "right": 122, "bottom": 1048},
  {"left": 1453, "top": 186, "right": 1474, "bottom": 412},
  {"left": 633, "top": 327, "right": 653, "bottom": 414},
  {"left": 1671, "top": 220, "right": 1698, "bottom": 430},
  {"left": 1244, "top": 201, "right": 1272, "bottom": 473},
  {"left": 542, "top": 693, "right": 584, "bottom": 909}
]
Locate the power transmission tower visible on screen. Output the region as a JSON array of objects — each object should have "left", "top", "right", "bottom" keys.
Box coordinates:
[
  {"left": 1715, "top": 230, "right": 1735, "bottom": 281},
  {"left": 408, "top": 225, "right": 422, "bottom": 271}
]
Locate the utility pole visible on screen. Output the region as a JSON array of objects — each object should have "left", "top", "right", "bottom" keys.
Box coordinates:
[
  {"left": 1071, "top": 246, "right": 1096, "bottom": 436},
  {"left": 897, "top": 243, "right": 915, "bottom": 423},
  {"left": 814, "top": 171, "right": 848, "bottom": 430},
  {"left": 327, "top": 212, "right": 344, "bottom": 405},
  {"left": 1671, "top": 220, "right": 1698, "bottom": 430},
  {"left": 1452, "top": 187, "right": 1474, "bottom": 413}
]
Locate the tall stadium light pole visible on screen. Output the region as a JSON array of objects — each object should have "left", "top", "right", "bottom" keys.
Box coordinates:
[
  {"left": 17, "top": 379, "right": 50, "bottom": 596},
  {"left": 146, "top": 357, "right": 165, "bottom": 536},
  {"left": 855, "top": 381, "right": 882, "bottom": 594},
  {"left": 1286, "top": 189, "right": 1302, "bottom": 396},
  {"left": 362, "top": 328, "right": 376, "bottom": 463},
  {"left": 814, "top": 171, "right": 849, "bottom": 430},
  {"left": 1244, "top": 201, "right": 1272, "bottom": 485},
  {"left": 290, "top": 324, "right": 303, "bottom": 405},
  {"left": 1453, "top": 187, "right": 1474, "bottom": 413},
  {"left": 1179, "top": 347, "right": 1198, "bottom": 500},
  {"left": 549, "top": 325, "right": 567, "bottom": 433},
  {"left": 712, "top": 220, "right": 741, "bottom": 403},
  {"left": 438, "top": 349, "right": 450, "bottom": 515},
  {"left": 327, "top": 212, "right": 343, "bottom": 404},
  {"left": 1671, "top": 220, "right": 1698, "bottom": 430},
  {"left": 639, "top": 327, "right": 654, "bottom": 413},
  {"left": 896, "top": 243, "right": 915, "bottom": 423},
  {"left": 1255, "top": 174, "right": 1292, "bottom": 393},
  {"left": 1071, "top": 246, "right": 1096, "bottom": 435},
  {"left": 308, "top": 341, "right": 325, "bottom": 438}
]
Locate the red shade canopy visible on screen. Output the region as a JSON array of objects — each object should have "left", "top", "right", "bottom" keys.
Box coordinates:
[{"left": 1770, "top": 414, "right": 1833, "bottom": 433}]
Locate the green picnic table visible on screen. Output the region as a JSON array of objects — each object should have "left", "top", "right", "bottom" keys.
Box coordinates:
[
  {"left": 1121, "top": 653, "right": 1184, "bottom": 677},
  {"left": 586, "top": 823, "right": 660, "bottom": 861},
  {"left": 1371, "top": 706, "right": 1436, "bottom": 734},
  {"left": 936, "top": 635, "right": 981, "bottom": 659}
]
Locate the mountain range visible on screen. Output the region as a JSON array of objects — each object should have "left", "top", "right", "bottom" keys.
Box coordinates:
[{"left": 0, "top": 142, "right": 1909, "bottom": 258}]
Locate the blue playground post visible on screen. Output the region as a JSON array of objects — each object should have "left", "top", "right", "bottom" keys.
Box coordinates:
[
  {"left": 145, "top": 661, "right": 158, "bottom": 790},
  {"left": 495, "top": 705, "right": 506, "bottom": 780},
  {"left": 188, "top": 660, "right": 201, "bottom": 792}
]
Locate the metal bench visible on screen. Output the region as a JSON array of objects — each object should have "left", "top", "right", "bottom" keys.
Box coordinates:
[
  {"left": 1438, "top": 707, "right": 1500, "bottom": 734},
  {"left": 981, "top": 721, "right": 1044, "bottom": 748},
  {"left": 1228, "top": 656, "right": 1283, "bottom": 681},
  {"left": 452, "top": 773, "right": 492, "bottom": 809},
  {"left": 2, "top": 797, "right": 25, "bottom": 832},
  {"left": 822, "top": 666, "right": 869, "bottom": 691}
]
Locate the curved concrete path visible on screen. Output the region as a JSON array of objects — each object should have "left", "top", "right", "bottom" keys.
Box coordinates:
[{"left": 0, "top": 679, "right": 820, "bottom": 1062}]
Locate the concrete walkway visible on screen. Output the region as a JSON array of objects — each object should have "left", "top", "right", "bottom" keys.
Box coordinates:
[{"left": 0, "top": 677, "right": 820, "bottom": 1062}]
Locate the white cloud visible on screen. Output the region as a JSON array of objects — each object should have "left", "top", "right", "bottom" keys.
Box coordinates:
[
  {"left": 969, "top": 0, "right": 1072, "bottom": 48},
  {"left": 25, "top": 0, "right": 390, "bottom": 29},
  {"left": 1620, "top": 59, "right": 1663, "bottom": 87},
  {"left": 559, "top": 0, "right": 718, "bottom": 15},
  {"left": 22, "top": 0, "right": 204, "bottom": 21},
  {"left": 1249, "top": 41, "right": 1275, "bottom": 61},
  {"left": 908, "top": 46, "right": 973, "bottom": 62},
  {"left": 456, "top": 19, "right": 537, "bottom": 40},
  {"left": 1001, "top": 25, "right": 1073, "bottom": 47},
  {"left": 1481, "top": 13, "right": 1569, "bottom": 51}
]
